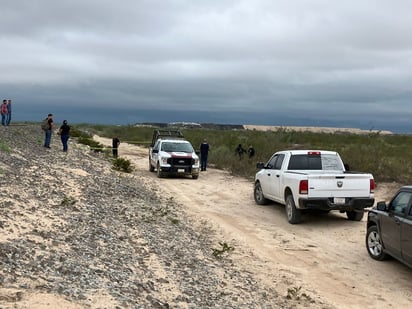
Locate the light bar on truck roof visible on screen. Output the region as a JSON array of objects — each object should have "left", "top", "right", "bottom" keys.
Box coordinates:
[{"left": 307, "top": 151, "right": 321, "bottom": 155}]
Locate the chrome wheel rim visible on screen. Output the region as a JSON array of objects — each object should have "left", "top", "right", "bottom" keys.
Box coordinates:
[
  {"left": 368, "top": 231, "right": 383, "bottom": 257},
  {"left": 255, "top": 184, "right": 263, "bottom": 202},
  {"left": 286, "top": 200, "right": 292, "bottom": 220}
]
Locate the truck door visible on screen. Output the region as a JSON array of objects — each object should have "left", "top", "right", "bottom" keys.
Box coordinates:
[
  {"left": 380, "top": 191, "right": 412, "bottom": 260},
  {"left": 401, "top": 205, "right": 412, "bottom": 266},
  {"left": 151, "top": 140, "right": 160, "bottom": 164},
  {"left": 262, "top": 154, "right": 284, "bottom": 199}
]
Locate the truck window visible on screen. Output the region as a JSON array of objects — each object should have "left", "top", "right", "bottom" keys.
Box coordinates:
[
  {"left": 161, "top": 142, "right": 194, "bottom": 153},
  {"left": 390, "top": 191, "right": 412, "bottom": 216},
  {"left": 266, "top": 154, "right": 284, "bottom": 169},
  {"left": 288, "top": 154, "right": 343, "bottom": 170},
  {"left": 274, "top": 154, "right": 285, "bottom": 169}
]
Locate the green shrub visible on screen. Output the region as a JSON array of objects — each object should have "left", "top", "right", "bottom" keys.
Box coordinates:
[
  {"left": 77, "top": 136, "right": 105, "bottom": 152},
  {"left": 0, "top": 141, "right": 10, "bottom": 152},
  {"left": 112, "top": 157, "right": 133, "bottom": 173}
]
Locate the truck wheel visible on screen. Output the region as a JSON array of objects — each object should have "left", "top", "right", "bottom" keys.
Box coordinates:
[
  {"left": 254, "top": 182, "right": 268, "bottom": 205},
  {"left": 366, "top": 225, "right": 388, "bottom": 261},
  {"left": 149, "top": 161, "right": 155, "bottom": 172},
  {"left": 346, "top": 210, "right": 364, "bottom": 221},
  {"left": 156, "top": 163, "right": 165, "bottom": 178},
  {"left": 285, "top": 195, "right": 302, "bottom": 224},
  {"left": 192, "top": 174, "right": 199, "bottom": 179}
]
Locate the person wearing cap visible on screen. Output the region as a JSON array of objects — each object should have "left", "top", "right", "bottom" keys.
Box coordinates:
[
  {"left": 58, "top": 120, "right": 71, "bottom": 152},
  {"left": 43, "top": 113, "right": 54, "bottom": 148}
]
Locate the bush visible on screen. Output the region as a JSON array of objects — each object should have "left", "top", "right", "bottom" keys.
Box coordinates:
[
  {"left": 112, "top": 157, "right": 133, "bottom": 173},
  {"left": 77, "top": 136, "right": 105, "bottom": 153}
]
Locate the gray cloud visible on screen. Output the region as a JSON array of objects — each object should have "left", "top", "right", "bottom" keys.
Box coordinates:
[{"left": 1, "top": 0, "right": 412, "bottom": 131}]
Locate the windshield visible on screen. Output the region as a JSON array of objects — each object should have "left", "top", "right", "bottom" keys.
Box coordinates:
[
  {"left": 161, "top": 142, "right": 194, "bottom": 153},
  {"left": 288, "top": 154, "right": 343, "bottom": 170}
]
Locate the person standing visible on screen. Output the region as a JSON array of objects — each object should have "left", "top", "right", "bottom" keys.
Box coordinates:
[
  {"left": 1, "top": 100, "right": 8, "bottom": 126},
  {"left": 248, "top": 145, "right": 255, "bottom": 159},
  {"left": 43, "top": 114, "right": 54, "bottom": 148},
  {"left": 6, "top": 99, "right": 11, "bottom": 126},
  {"left": 59, "top": 120, "right": 70, "bottom": 152},
  {"left": 235, "top": 144, "right": 246, "bottom": 160},
  {"left": 200, "top": 139, "right": 210, "bottom": 171},
  {"left": 112, "top": 137, "right": 120, "bottom": 158}
]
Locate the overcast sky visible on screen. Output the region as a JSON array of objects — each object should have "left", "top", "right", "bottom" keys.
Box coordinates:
[{"left": 1, "top": 1, "right": 411, "bottom": 131}]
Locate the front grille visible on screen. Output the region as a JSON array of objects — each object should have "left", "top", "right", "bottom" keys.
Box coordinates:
[{"left": 167, "top": 157, "right": 193, "bottom": 166}]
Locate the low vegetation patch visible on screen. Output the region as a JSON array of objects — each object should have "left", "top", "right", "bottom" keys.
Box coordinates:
[
  {"left": 75, "top": 124, "right": 412, "bottom": 184},
  {"left": 112, "top": 157, "right": 133, "bottom": 173},
  {"left": 212, "top": 241, "right": 235, "bottom": 258},
  {"left": 77, "top": 136, "right": 105, "bottom": 153},
  {"left": 286, "top": 286, "right": 313, "bottom": 303},
  {"left": 0, "top": 141, "right": 10, "bottom": 152}
]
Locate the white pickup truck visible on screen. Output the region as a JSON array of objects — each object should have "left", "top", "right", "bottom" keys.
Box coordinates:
[
  {"left": 149, "top": 129, "right": 200, "bottom": 179},
  {"left": 254, "top": 150, "right": 375, "bottom": 224}
]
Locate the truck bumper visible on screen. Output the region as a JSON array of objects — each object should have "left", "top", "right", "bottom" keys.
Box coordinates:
[
  {"left": 159, "top": 165, "right": 199, "bottom": 176},
  {"left": 298, "top": 197, "right": 375, "bottom": 211}
]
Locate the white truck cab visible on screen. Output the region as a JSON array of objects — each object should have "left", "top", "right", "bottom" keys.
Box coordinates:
[{"left": 149, "top": 130, "right": 199, "bottom": 179}]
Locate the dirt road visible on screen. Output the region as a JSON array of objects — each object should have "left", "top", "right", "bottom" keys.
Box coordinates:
[{"left": 97, "top": 136, "right": 412, "bottom": 308}]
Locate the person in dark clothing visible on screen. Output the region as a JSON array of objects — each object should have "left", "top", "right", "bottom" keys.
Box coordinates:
[
  {"left": 235, "top": 144, "right": 246, "bottom": 160},
  {"left": 59, "top": 120, "right": 70, "bottom": 152},
  {"left": 248, "top": 145, "right": 255, "bottom": 159},
  {"left": 112, "top": 137, "right": 120, "bottom": 158},
  {"left": 6, "top": 99, "right": 11, "bottom": 126},
  {"left": 43, "top": 114, "right": 54, "bottom": 148},
  {"left": 200, "top": 139, "right": 210, "bottom": 171}
]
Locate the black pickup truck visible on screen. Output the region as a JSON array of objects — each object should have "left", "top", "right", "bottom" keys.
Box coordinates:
[{"left": 366, "top": 186, "right": 412, "bottom": 268}]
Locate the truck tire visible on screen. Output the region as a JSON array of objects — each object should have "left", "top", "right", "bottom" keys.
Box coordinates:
[
  {"left": 366, "top": 225, "right": 388, "bottom": 261},
  {"left": 346, "top": 210, "right": 364, "bottom": 221},
  {"left": 149, "top": 161, "right": 155, "bottom": 172},
  {"left": 285, "top": 195, "right": 302, "bottom": 224},
  {"left": 254, "top": 182, "right": 268, "bottom": 205},
  {"left": 156, "top": 162, "right": 165, "bottom": 178},
  {"left": 192, "top": 174, "right": 199, "bottom": 179}
]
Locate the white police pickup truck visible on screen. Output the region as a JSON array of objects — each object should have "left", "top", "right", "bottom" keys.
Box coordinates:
[
  {"left": 149, "top": 129, "right": 200, "bottom": 179},
  {"left": 254, "top": 150, "right": 375, "bottom": 224}
]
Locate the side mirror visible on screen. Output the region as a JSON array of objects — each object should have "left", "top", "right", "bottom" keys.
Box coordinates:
[
  {"left": 376, "top": 201, "right": 387, "bottom": 211},
  {"left": 195, "top": 150, "right": 200, "bottom": 155},
  {"left": 152, "top": 149, "right": 159, "bottom": 154},
  {"left": 344, "top": 163, "right": 350, "bottom": 171},
  {"left": 256, "top": 162, "right": 265, "bottom": 169}
]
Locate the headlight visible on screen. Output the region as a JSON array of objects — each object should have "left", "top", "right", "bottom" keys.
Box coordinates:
[{"left": 161, "top": 157, "right": 168, "bottom": 165}]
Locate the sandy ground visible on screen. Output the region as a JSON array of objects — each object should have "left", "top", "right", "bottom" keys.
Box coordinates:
[
  {"left": 243, "top": 125, "right": 393, "bottom": 135},
  {"left": 94, "top": 136, "right": 412, "bottom": 309}
]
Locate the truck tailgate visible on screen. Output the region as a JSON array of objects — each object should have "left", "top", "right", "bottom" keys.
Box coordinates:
[{"left": 307, "top": 173, "right": 371, "bottom": 198}]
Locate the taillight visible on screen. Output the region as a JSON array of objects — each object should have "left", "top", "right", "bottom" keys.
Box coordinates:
[
  {"left": 370, "top": 179, "right": 375, "bottom": 193},
  {"left": 299, "top": 180, "right": 308, "bottom": 194},
  {"left": 308, "top": 151, "right": 321, "bottom": 155}
]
